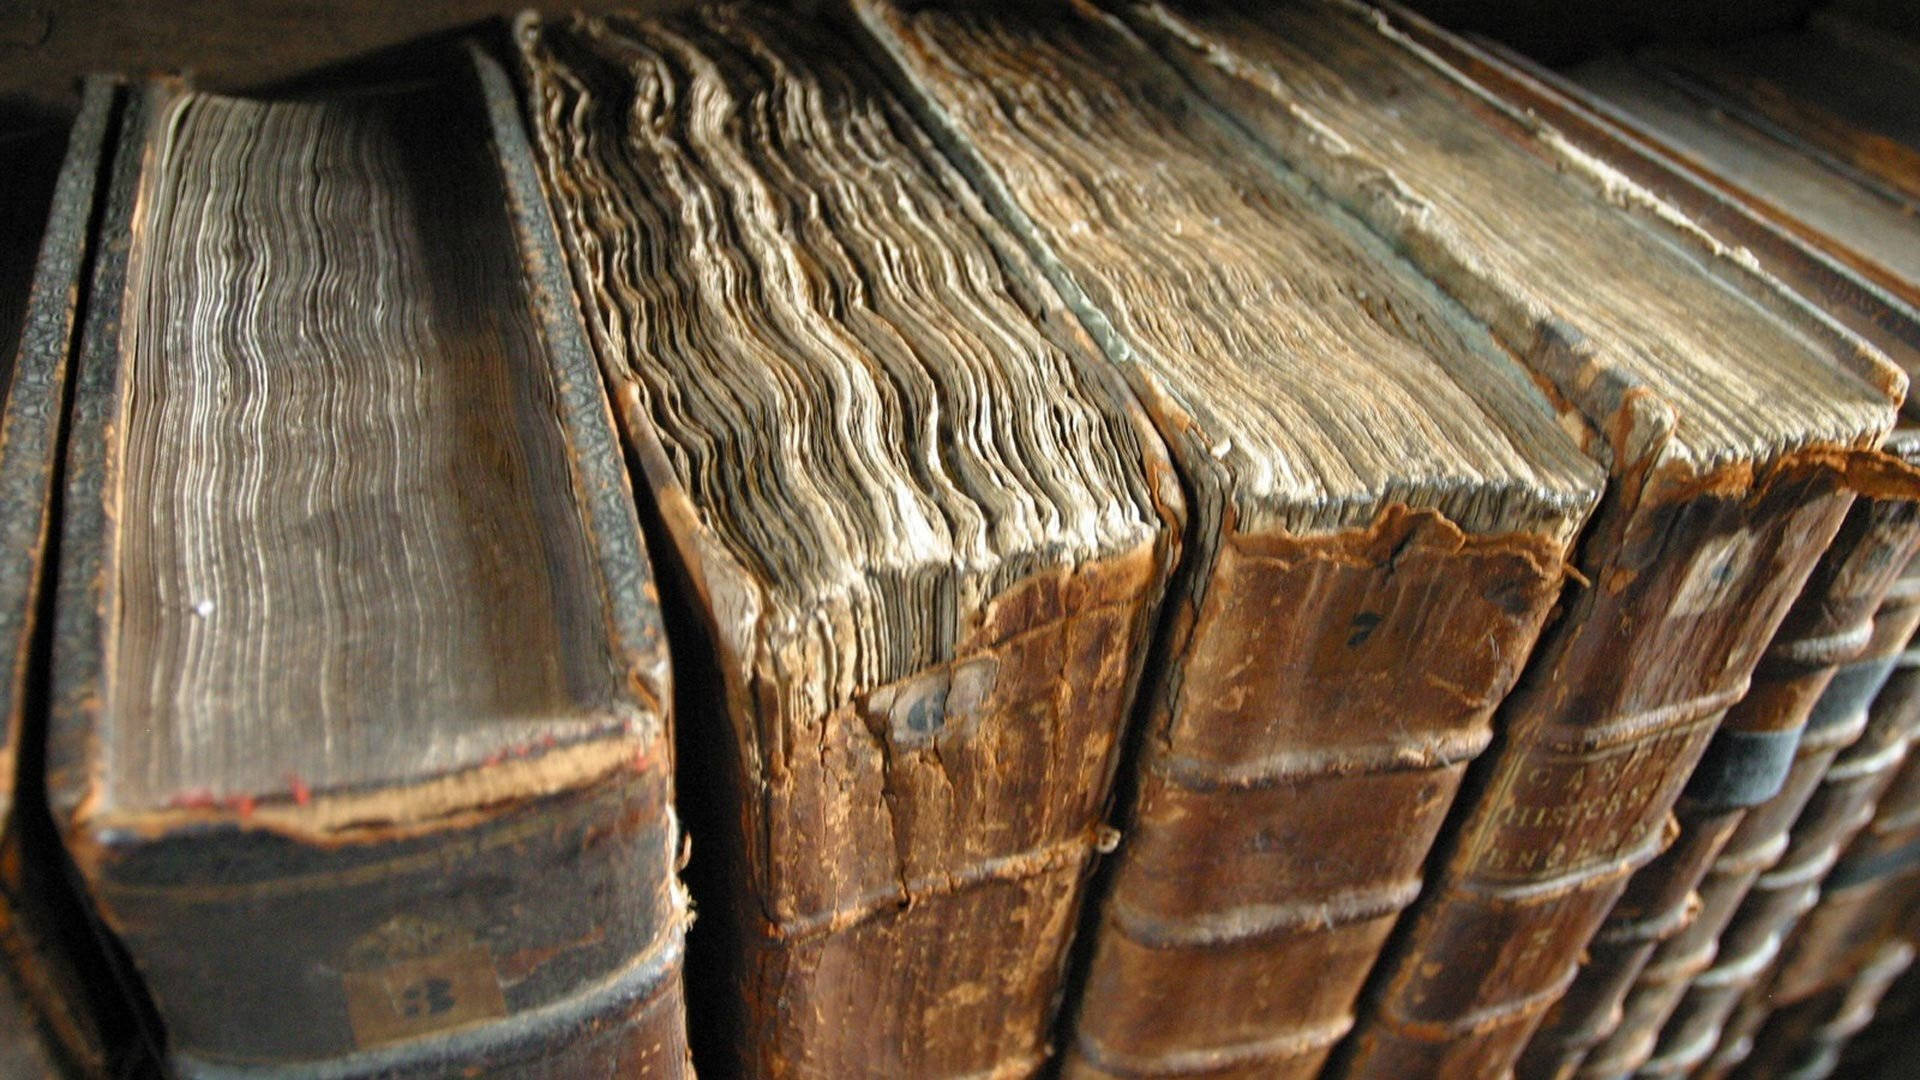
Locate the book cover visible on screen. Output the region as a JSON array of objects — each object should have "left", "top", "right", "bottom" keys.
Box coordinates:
[
  {"left": 852, "top": 2, "right": 1603, "bottom": 1076},
  {"left": 45, "top": 51, "right": 690, "bottom": 1076},
  {"left": 1411, "top": 33, "right": 1920, "bottom": 1077},
  {"left": 0, "top": 79, "right": 143, "bottom": 1080},
  {"left": 1393, "top": 26, "right": 1920, "bottom": 401},
  {"left": 1521, "top": 473, "right": 1920, "bottom": 1079},
  {"left": 1112, "top": 2, "right": 1911, "bottom": 1076},
  {"left": 516, "top": 7, "right": 1185, "bottom": 1074}
]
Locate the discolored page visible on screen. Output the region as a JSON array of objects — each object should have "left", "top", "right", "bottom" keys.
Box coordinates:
[
  {"left": 1108, "top": 2, "right": 1907, "bottom": 1077},
  {"left": 1569, "top": 54, "right": 1920, "bottom": 306},
  {"left": 46, "top": 53, "right": 689, "bottom": 1076},
  {"left": 851, "top": 2, "right": 1605, "bottom": 1077},
  {"left": 516, "top": 7, "right": 1184, "bottom": 1075},
  {"left": 1372, "top": 22, "right": 1920, "bottom": 415}
]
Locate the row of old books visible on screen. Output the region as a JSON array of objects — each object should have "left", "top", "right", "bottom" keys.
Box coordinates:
[{"left": 0, "top": 1, "right": 1917, "bottom": 1077}]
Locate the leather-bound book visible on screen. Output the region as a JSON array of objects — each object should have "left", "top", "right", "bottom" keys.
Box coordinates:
[
  {"left": 1519, "top": 471, "right": 1920, "bottom": 1080},
  {"left": 515, "top": 8, "right": 1185, "bottom": 1076},
  {"left": 854, "top": 3, "right": 1610, "bottom": 1077},
  {"left": 1386, "top": 27, "right": 1920, "bottom": 404},
  {"left": 1622, "top": 541, "right": 1920, "bottom": 1079},
  {"left": 46, "top": 49, "right": 690, "bottom": 1077},
  {"left": 1699, "top": 735, "right": 1920, "bottom": 1080},
  {"left": 1400, "top": 34, "right": 1920, "bottom": 1079},
  {"left": 1757, "top": 688, "right": 1920, "bottom": 992},
  {"left": 0, "top": 82, "right": 145, "bottom": 1079},
  {"left": 1736, "top": 939, "right": 1915, "bottom": 1080},
  {"left": 1648, "top": 550, "right": 1920, "bottom": 1078},
  {"left": 1837, "top": 931, "right": 1920, "bottom": 1076},
  {"left": 1639, "top": 13, "right": 1920, "bottom": 210},
  {"left": 1715, "top": 734, "right": 1920, "bottom": 1077},
  {"left": 1561, "top": 51, "right": 1920, "bottom": 314},
  {"left": 1107, "top": 2, "right": 1911, "bottom": 1077}
]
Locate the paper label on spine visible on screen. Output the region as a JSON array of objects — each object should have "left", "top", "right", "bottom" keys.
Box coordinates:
[
  {"left": 341, "top": 918, "right": 508, "bottom": 1048},
  {"left": 342, "top": 946, "right": 508, "bottom": 1048}
]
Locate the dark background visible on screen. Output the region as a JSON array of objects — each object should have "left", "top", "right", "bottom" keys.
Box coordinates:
[{"left": 0, "top": 0, "right": 1902, "bottom": 134}]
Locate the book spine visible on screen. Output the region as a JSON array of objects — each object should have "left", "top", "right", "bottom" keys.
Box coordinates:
[
  {"left": 1512, "top": 802, "right": 1739, "bottom": 1080},
  {"left": 1644, "top": 579, "right": 1920, "bottom": 1076},
  {"left": 728, "top": 548, "right": 1173, "bottom": 1078},
  {"left": 1339, "top": 466, "right": 1858, "bottom": 1079},
  {"left": 1696, "top": 989, "right": 1769, "bottom": 1079},
  {"left": 1700, "top": 825, "right": 1920, "bottom": 1080},
  {"left": 1770, "top": 740, "right": 1920, "bottom": 1007},
  {"left": 1618, "top": 579, "right": 1920, "bottom": 1078},
  {"left": 1064, "top": 511, "right": 1572, "bottom": 1080},
  {"left": 48, "top": 59, "right": 693, "bottom": 1076},
  {"left": 1735, "top": 939, "right": 1915, "bottom": 1080},
  {"left": 92, "top": 775, "right": 688, "bottom": 1077},
  {"left": 1834, "top": 912, "right": 1920, "bottom": 1076},
  {"left": 1517, "top": 495, "right": 1920, "bottom": 1079},
  {"left": 512, "top": 16, "right": 1187, "bottom": 1074}
]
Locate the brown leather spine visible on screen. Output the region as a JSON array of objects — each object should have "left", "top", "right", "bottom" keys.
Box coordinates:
[
  {"left": 1065, "top": 510, "right": 1572, "bottom": 1080},
  {"left": 1771, "top": 746, "right": 1920, "bottom": 1006},
  {"left": 1646, "top": 569, "right": 1920, "bottom": 1076},
  {"left": 1341, "top": 461, "right": 1858, "bottom": 1079},
  {"left": 1734, "top": 783, "right": 1920, "bottom": 1080},
  {"left": 1518, "top": 488, "right": 1920, "bottom": 1079},
  {"left": 1514, "top": 807, "right": 1737, "bottom": 1080},
  {"left": 730, "top": 550, "right": 1173, "bottom": 1078},
  {"left": 1097, "top": 5, "right": 1906, "bottom": 1074},
  {"left": 1835, "top": 941, "right": 1920, "bottom": 1078},
  {"left": 1735, "top": 940, "right": 1915, "bottom": 1080},
  {"left": 517, "top": 9, "right": 1189, "bottom": 1074},
  {"left": 1701, "top": 758, "right": 1920, "bottom": 1079}
]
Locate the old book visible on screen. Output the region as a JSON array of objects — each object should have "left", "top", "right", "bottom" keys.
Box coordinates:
[
  {"left": 514, "top": 7, "right": 1185, "bottom": 1076},
  {"left": 1563, "top": 53, "right": 1920, "bottom": 313},
  {"left": 1733, "top": 649, "right": 1920, "bottom": 1010},
  {"left": 1396, "top": 36, "right": 1920, "bottom": 1077},
  {"left": 1109, "top": 2, "right": 1911, "bottom": 1077},
  {"left": 1640, "top": 13, "right": 1920, "bottom": 209},
  {"left": 1704, "top": 772, "right": 1920, "bottom": 1076},
  {"left": 0, "top": 81, "right": 145, "bottom": 1079},
  {"left": 1738, "top": 939, "right": 1915, "bottom": 1080},
  {"left": 1839, "top": 932, "right": 1920, "bottom": 1076},
  {"left": 45, "top": 49, "right": 691, "bottom": 1076},
  {"left": 1646, "top": 549, "right": 1920, "bottom": 1078},
  {"left": 1400, "top": 29, "right": 1920, "bottom": 401},
  {"left": 1519, "top": 464, "right": 1920, "bottom": 1080},
  {"left": 1615, "top": 536, "right": 1920, "bottom": 1080},
  {"left": 851, "top": 3, "right": 1607, "bottom": 1077},
  {"left": 1843, "top": 940, "right": 1920, "bottom": 1079},
  {"left": 1718, "top": 716, "right": 1920, "bottom": 1077}
]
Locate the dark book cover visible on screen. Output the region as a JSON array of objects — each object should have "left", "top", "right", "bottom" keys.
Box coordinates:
[{"left": 44, "top": 50, "right": 689, "bottom": 1077}]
